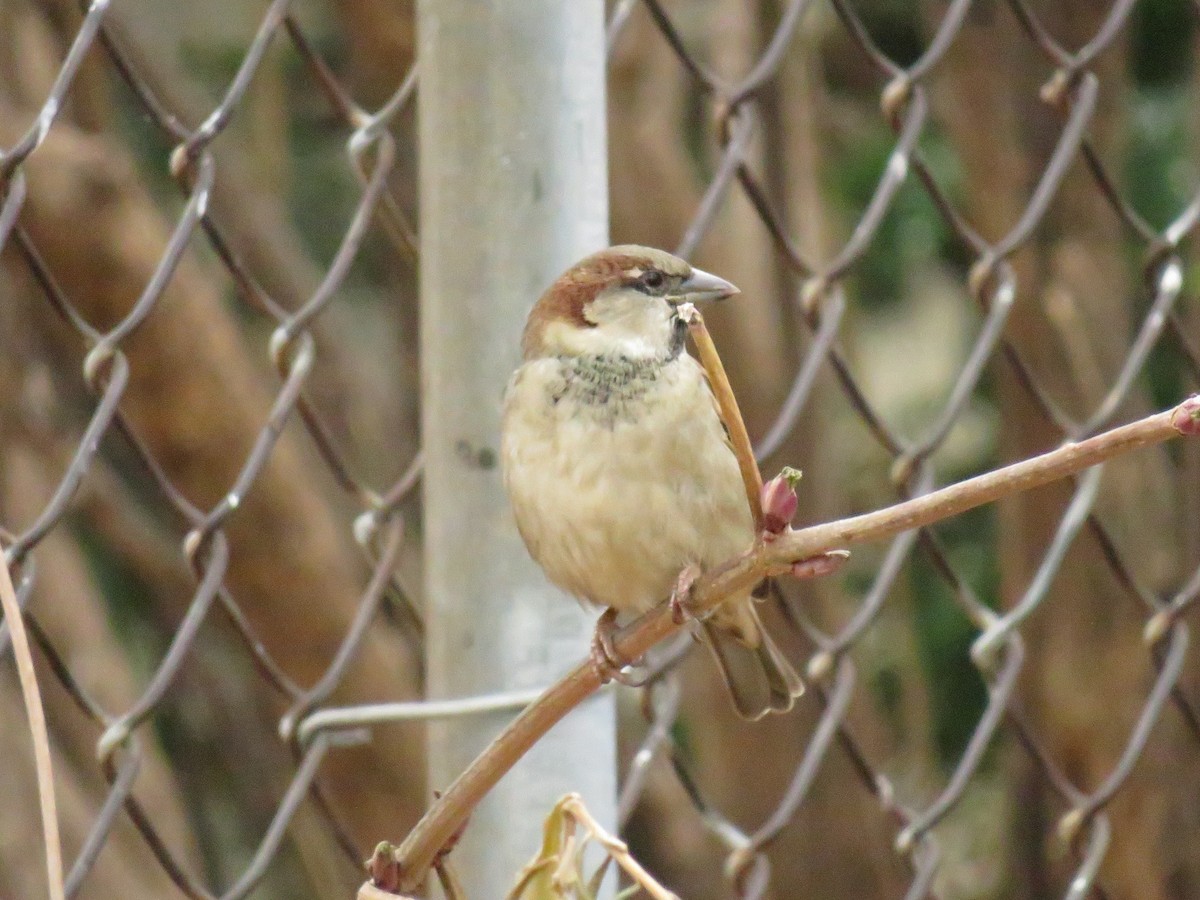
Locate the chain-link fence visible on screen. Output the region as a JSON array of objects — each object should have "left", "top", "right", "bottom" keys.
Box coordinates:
[{"left": 2, "top": 1, "right": 1199, "bottom": 898}]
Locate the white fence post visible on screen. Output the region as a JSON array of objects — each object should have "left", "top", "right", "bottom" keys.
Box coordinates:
[{"left": 416, "top": 1, "right": 615, "bottom": 894}]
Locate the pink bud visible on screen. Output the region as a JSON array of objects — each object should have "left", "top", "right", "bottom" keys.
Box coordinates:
[
  {"left": 1173, "top": 395, "right": 1200, "bottom": 436},
  {"left": 761, "top": 467, "right": 802, "bottom": 534}
]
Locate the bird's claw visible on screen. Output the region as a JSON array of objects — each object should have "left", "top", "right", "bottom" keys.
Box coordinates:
[
  {"left": 590, "top": 608, "right": 647, "bottom": 687},
  {"left": 790, "top": 549, "right": 850, "bottom": 580},
  {"left": 669, "top": 563, "right": 703, "bottom": 625}
]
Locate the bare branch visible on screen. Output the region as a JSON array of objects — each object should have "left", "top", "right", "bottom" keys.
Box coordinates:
[{"left": 366, "top": 395, "right": 1199, "bottom": 895}]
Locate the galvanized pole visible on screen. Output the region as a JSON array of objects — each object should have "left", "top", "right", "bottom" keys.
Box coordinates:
[{"left": 417, "top": 2, "right": 614, "bottom": 896}]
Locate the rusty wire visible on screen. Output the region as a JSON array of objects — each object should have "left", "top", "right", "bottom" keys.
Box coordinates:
[
  {"left": 2, "top": 0, "right": 422, "bottom": 896},
  {"left": 612, "top": 0, "right": 1200, "bottom": 897},
  {"left": 1, "top": 0, "right": 1199, "bottom": 899}
]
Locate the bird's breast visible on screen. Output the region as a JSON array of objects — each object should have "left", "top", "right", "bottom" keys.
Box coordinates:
[
  {"left": 502, "top": 354, "right": 753, "bottom": 613},
  {"left": 548, "top": 354, "right": 664, "bottom": 426}
]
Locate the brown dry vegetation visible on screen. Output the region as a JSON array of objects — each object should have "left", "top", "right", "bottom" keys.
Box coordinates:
[{"left": 2, "top": 0, "right": 1199, "bottom": 898}]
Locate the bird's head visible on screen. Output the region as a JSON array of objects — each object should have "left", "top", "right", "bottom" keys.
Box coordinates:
[{"left": 521, "top": 245, "right": 739, "bottom": 360}]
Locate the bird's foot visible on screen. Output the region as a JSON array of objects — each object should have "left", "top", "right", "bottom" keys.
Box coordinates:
[
  {"left": 790, "top": 549, "right": 850, "bottom": 580},
  {"left": 669, "top": 563, "right": 703, "bottom": 625},
  {"left": 590, "top": 608, "right": 646, "bottom": 687}
]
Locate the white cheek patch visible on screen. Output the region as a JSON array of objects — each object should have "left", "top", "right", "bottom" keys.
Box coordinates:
[{"left": 544, "top": 296, "right": 676, "bottom": 360}]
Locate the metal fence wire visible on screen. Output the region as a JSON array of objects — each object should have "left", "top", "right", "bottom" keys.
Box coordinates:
[{"left": 2, "top": 0, "right": 1200, "bottom": 898}]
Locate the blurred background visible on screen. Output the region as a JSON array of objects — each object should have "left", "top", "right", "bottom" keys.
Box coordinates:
[{"left": 2, "top": 0, "right": 1199, "bottom": 898}]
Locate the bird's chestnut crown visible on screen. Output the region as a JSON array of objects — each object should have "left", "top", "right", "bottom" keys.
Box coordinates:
[{"left": 521, "top": 245, "right": 738, "bottom": 360}]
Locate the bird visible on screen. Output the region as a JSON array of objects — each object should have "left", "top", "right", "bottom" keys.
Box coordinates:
[{"left": 500, "top": 244, "right": 804, "bottom": 720}]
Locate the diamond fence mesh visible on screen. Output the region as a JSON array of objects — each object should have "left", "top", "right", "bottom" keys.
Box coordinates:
[{"left": 2, "top": 1, "right": 1199, "bottom": 899}]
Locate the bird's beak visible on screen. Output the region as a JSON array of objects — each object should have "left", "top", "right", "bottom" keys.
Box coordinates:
[{"left": 674, "top": 267, "right": 740, "bottom": 304}]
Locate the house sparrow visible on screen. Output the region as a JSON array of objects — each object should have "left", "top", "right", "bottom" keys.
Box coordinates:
[{"left": 500, "top": 245, "right": 804, "bottom": 720}]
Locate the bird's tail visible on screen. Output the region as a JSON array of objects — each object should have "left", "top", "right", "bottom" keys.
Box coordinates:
[{"left": 699, "top": 600, "right": 804, "bottom": 721}]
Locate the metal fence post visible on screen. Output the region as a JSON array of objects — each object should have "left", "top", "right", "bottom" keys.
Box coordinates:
[{"left": 416, "top": 1, "right": 614, "bottom": 894}]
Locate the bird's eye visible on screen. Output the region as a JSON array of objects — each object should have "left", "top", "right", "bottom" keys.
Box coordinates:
[{"left": 639, "top": 270, "right": 666, "bottom": 291}]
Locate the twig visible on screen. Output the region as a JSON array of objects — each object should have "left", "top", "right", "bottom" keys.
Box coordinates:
[
  {"left": 0, "top": 552, "right": 65, "bottom": 900},
  {"left": 506, "top": 793, "right": 677, "bottom": 900},
  {"left": 561, "top": 794, "right": 678, "bottom": 900},
  {"left": 364, "top": 394, "right": 1198, "bottom": 897},
  {"left": 681, "top": 305, "right": 765, "bottom": 531},
  {"left": 434, "top": 859, "right": 463, "bottom": 900}
]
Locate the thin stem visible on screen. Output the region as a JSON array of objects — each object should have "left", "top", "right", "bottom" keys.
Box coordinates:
[
  {"left": 684, "top": 306, "right": 765, "bottom": 530},
  {"left": 367, "top": 396, "right": 1196, "bottom": 897},
  {"left": 0, "top": 554, "right": 65, "bottom": 900},
  {"left": 563, "top": 795, "right": 678, "bottom": 900}
]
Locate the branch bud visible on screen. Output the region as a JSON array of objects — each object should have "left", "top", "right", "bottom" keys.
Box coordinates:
[
  {"left": 761, "top": 467, "right": 802, "bottom": 535},
  {"left": 366, "top": 842, "right": 400, "bottom": 891},
  {"left": 1172, "top": 395, "right": 1200, "bottom": 436}
]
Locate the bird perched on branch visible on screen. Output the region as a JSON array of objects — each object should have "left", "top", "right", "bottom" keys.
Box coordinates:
[{"left": 500, "top": 245, "right": 804, "bottom": 719}]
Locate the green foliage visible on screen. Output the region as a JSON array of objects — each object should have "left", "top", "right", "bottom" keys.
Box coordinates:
[
  {"left": 870, "top": 663, "right": 904, "bottom": 721},
  {"left": 851, "top": 0, "right": 927, "bottom": 67},
  {"left": 72, "top": 519, "right": 165, "bottom": 677},
  {"left": 1124, "top": 10, "right": 1197, "bottom": 420},
  {"left": 1127, "top": 90, "right": 1195, "bottom": 232},
  {"left": 1129, "top": 0, "right": 1197, "bottom": 87},
  {"left": 279, "top": 34, "right": 364, "bottom": 266},
  {"left": 109, "top": 77, "right": 182, "bottom": 203},
  {"left": 824, "top": 122, "right": 964, "bottom": 308}
]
